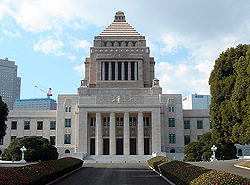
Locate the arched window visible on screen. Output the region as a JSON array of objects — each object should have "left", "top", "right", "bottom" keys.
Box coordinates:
[
  {"left": 65, "top": 149, "right": 70, "bottom": 154},
  {"left": 170, "top": 149, "right": 175, "bottom": 153},
  {"left": 238, "top": 149, "right": 243, "bottom": 156}
]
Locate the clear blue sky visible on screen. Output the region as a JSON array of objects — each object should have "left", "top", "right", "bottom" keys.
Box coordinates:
[{"left": 1, "top": 0, "right": 249, "bottom": 100}]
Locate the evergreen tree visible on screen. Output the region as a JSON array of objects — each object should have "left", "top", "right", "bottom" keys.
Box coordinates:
[
  {"left": 209, "top": 44, "right": 250, "bottom": 146},
  {"left": 0, "top": 96, "right": 8, "bottom": 140}
]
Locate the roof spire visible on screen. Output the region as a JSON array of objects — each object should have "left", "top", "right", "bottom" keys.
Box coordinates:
[{"left": 114, "top": 11, "right": 126, "bottom": 22}]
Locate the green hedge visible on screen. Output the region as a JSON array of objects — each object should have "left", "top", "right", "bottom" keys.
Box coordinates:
[
  {"left": 0, "top": 157, "right": 83, "bottom": 185},
  {"left": 148, "top": 156, "right": 250, "bottom": 185}
]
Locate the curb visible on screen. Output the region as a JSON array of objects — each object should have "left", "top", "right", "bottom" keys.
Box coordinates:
[
  {"left": 148, "top": 166, "right": 175, "bottom": 185},
  {"left": 46, "top": 166, "right": 83, "bottom": 185},
  {"left": 234, "top": 164, "right": 250, "bottom": 171}
]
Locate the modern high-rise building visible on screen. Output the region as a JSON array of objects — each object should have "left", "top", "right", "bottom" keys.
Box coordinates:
[
  {"left": 0, "top": 57, "right": 21, "bottom": 110},
  {"left": 182, "top": 93, "right": 211, "bottom": 110},
  {"left": 14, "top": 98, "right": 57, "bottom": 110}
]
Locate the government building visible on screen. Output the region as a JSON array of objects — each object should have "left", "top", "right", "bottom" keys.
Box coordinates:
[{"left": 1, "top": 11, "right": 213, "bottom": 161}]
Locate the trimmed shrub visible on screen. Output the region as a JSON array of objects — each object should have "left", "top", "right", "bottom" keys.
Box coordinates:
[
  {"left": 0, "top": 157, "right": 83, "bottom": 185},
  {"left": 2, "top": 136, "right": 58, "bottom": 162},
  {"left": 147, "top": 156, "right": 250, "bottom": 184}
]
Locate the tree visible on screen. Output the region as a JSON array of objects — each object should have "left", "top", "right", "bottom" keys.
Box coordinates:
[
  {"left": 0, "top": 96, "right": 8, "bottom": 140},
  {"left": 209, "top": 44, "right": 250, "bottom": 148},
  {"left": 2, "top": 136, "right": 58, "bottom": 162}
]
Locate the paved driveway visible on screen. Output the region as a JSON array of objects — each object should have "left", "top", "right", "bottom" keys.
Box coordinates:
[
  {"left": 188, "top": 159, "right": 250, "bottom": 179},
  {"left": 51, "top": 163, "right": 169, "bottom": 185}
]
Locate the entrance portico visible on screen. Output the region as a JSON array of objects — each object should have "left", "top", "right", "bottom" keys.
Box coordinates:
[{"left": 86, "top": 110, "right": 154, "bottom": 156}]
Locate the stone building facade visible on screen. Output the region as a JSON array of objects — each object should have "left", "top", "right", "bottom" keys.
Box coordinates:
[{"left": 2, "top": 11, "right": 212, "bottom": 160}]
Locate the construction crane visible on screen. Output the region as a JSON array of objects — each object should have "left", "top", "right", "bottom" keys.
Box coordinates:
[{"left": 35, "top": 86, "right": 52, "bottom": 98}]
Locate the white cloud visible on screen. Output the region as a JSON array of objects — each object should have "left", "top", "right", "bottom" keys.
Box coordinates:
[
  {"left": 34, "top": 37, "right": 64, "bottom": 55},
  {"left": 68, "top": 36, "right": 91, "bottom": 52},
  {"left": 74, "top": 63, "right": 85, "bottom": 76}
]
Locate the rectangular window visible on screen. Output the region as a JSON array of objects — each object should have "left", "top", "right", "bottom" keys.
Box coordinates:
[
  {"left": 64, "top": 134, "right": 71, "bottom": 144},
  {"left": 124, "top": 62, "right": 128, "bottom": 80},
  {"left": 90, "top": 117, "right": 96, "bottom": 126},
  {"left": 107, "top": 117, "right": 110, "bottom": 126},
  {"left": 120, "top": 117, "right": 123, "bottom": 126},
  {"left": 129, "top": 117, "right": 132, "bottom": 126},
  {"left": 101, "top": 62, "right": 103, "bottom": 80},
  {"left": 143, "top": 117, "right": 149, "bottom": 126},
  {"left": 50, "top": 136, "right": 56, "bottom": 145},
  {"left": 69, "top": 107, "right": 71, "bottom": 112},
  {"left": 0, "top": 138, "right": 3, "bottom": 145},
  {"left": 168, "top": 118, "right": 175, "bottom": 127},
  {"left": 169, "top": 107, "right": 171, "bottom": 112},
  {"left": 118, "top": 62, "right": 122, "bottom": 80},
  {"left": 65, "top": 119, "right": 71, "bottom": 127},
  {"left": 103, "top": 117, "right": 106, "bottom": 126},
  {"left": 133, "top": 117, "right": 136, "bottom": 126},
  {"left": 131, "top": 62, "right": 135, "bottom": 80},
  {"left": 24, "top": 121, "right": 30, "bottom": 130},
  {"left": 197, "top": 120, "right": 203, "bottom": 129},
  {"left": 65, "top": 107, "right": 68, "bottom": 112},
  {"left": 184, "top": 135, "right": 190, "bottom": 145},
  {"left": 172, "top": 107, "right": 174, "bottom": 112},
  {"left": 116, "top": 117, "right": 119, "bottom": 126},
  {"left": 105, "top": 62, "right": 109, "bottom": 80},
  {"left": 111, "top": 62, "right": 115, "bottom": 80},
  {"left": 184, "top": 121, "right": 190, "bottom": 129},
  {"left": 50, "top": 121, "right": 56, "bottom": 130},
  {"left": 197, "top": 135, "right": 201, "bottom": 141},
  {"left": 11, "top": 121, "right": 17, "bottom": 130},
  {"left": 169, "top": 134, "right": 175, "bottom": 144},
  {"left": 11, "top": 136, "right": 16, "bottom": 141},
  {"left": 37, "top": 121, "right": 43, "bottom": 130}
]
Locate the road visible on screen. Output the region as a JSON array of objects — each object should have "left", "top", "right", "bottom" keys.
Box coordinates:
[
  {"left": 188, "top": 159, "right": 250, "bottom": 179},
  {"left": 51, "top": 163, "right": 169, "bottom": 185}
]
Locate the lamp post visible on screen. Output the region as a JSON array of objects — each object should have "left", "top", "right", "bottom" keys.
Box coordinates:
[
  {"left": 20, "top": 146, "right": 27, "bottom": 163},
  {"left": 211, "top": 145, "right": 217, "bottom": 161}
]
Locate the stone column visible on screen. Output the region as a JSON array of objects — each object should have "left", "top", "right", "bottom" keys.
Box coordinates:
[
  {"left": 138, "top": 60, "right": 143, "bottom": 81},
  {"left": 78, "top": 110, "right": 88, "bottom": 153},
  {"left": 128, "top": 62, "right": 131, "bottom": 81},
  {"left": 124, "top": 112, "right": 130, "bottom": 155},
  {"left": 151, "top": 109, "right": 161, "bottom": 154},
  {"left": 137, "top": 112, "right": 144, "bottom": 155},
  {"left": 109, "top": 62, "right": 112, "bottom": 81},
  {"left": 110, "top": 112, "right": 116, "bottom": 155},
  {"left": 102, "top": 62, "right": 105, "bottom": 81},
  {"left": 115, "top": 62, "right": 118, "bottom": 81},
  {"left": 122, "top": 62, "right": 125, "bottom": 80},
  {"left": 95, "top": 112, "right": 102, "bottom": 155}
]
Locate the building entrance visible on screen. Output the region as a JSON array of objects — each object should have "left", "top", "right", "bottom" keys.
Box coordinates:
[
  {"left": 103, "top": 139, "right": 109, "bottom": 155},
  {"left": 130, "top": 138, "right": 136, "bottom": 155},
  {"left": 90, "top": 139, "right": 95, "bottom": 155},
  {"left": 116, "top": 139, "right": 123, "bottom": 155},
  {"left": 144, "top": 138, "right": 149, "bottom": 155}
]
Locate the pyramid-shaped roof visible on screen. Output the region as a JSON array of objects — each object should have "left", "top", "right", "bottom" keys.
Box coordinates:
[{"left": 98, "top": 11, "right": 142, "bottom": 37}]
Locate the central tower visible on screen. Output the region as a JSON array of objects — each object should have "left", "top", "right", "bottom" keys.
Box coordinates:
[{"left": 84, "top": 11, "right": 155, "bottom": 88}]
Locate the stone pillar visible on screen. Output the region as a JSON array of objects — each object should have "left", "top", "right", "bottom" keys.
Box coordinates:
[
  {"left": 109, "top": 62, "right": 112, "bottom": 81},
  {"left": 115, "top": 62, "right": 118, "bottom": 81},
  {"left": 128, "top": 62, "right": 131, "bottom": 81},
  {"left": 138, "top": 60, "right": 143, "bottom": 81},
  {"left": 95, "top": 112, "right": 102, "bottom": 155},
  {"left": 102, "top": 62, "right": 105, "bottom": 81},
  {"left": 122, "top": 62, "right": 125, "bottom": 80},
  {"left": 110, "top": 112, "right": 116, "bottom": 155},
  {"left": 151, "top": 109, "right": 161, "bottom": 154},
  {"left": 124, "top": 112, "right": 130, "bottom": 155},
  {"left": 138, "top": 112, "right": 144, "bottom": 155},
  {"left": 78, "top": 110, "right": 88, "bottom": 153}
]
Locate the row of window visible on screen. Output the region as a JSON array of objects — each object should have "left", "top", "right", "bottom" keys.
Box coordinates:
[
  {"left": 11, "top": 121, "right": 56, "bottom": 130},
  {"left": 65, "top": 107, "right": 71, "bottom": 112},
  {"left": 169, "top": 119, "right": 212, "bottom": 129},
  {"left": 4, "top": 136, "right": 56, "bottom": 146},
  {"left": 169, "top": 134, "right": 201, "bottom": 144},
  {"left": 90, "top": 117, "right": 150, "bottom": 127},
  {"left": 103, "top": 41, "right": 137, "bottom": 47}
]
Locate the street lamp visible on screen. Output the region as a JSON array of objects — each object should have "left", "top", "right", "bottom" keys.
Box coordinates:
[
  {"left": 20, "top": 146, "right": 27, "bottom": 163},
  {"left": 211, "top": 145, "right": 217, "bottom": 161}
]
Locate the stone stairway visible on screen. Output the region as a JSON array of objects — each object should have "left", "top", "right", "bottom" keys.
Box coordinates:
[{"left": 83, "top": 155, "right": 153, "bottom": 163}]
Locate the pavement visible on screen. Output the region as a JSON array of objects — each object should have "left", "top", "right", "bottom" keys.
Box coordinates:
[
  {"left": 188, "top": 159, "right": 250, "bottom": 179},
  {"left": 50, "top": 163, "right": 170, "bottom": 185}
]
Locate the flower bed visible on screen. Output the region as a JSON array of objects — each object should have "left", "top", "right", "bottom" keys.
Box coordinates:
[
  {"left": 0, "top": 157, "right": 83, "bottom": 185},
  {"left": 148, "top": 156, "right": 250, "bottom": 185}
]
